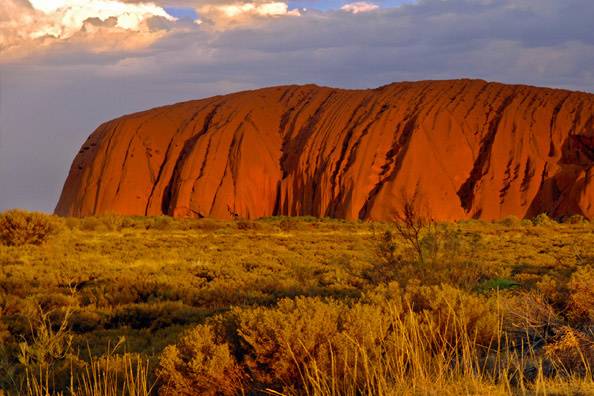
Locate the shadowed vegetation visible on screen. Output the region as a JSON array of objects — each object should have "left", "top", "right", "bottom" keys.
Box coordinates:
[{"left": 0, "top": 211, "right": 593, "bottom": 394}]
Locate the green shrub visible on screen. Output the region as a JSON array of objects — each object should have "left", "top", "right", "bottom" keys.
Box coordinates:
[
  {"left": 475, "top": 278, "right": 520, "bottom": 293},
  {"left": 0, "top": 210, "right": 63, "bottom": 246}
]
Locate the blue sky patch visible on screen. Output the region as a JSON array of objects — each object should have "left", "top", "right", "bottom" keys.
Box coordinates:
[{"left": 165, "top": 7, "right": 199, "bottom": 20}]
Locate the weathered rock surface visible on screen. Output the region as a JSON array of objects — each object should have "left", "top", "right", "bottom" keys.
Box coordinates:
[{"left": 55, "top": 79, "right": 594, "bottom": 220}]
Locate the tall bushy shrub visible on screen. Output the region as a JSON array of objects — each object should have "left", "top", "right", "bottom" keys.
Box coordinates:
[
  {"left": 234, "top": 297, "right": 347, "bottom": 386},
  {"left": 0, "top": 210, "right": 63, "bottom": 246},
  {"left": 567, "top": 266, "right": 594, "bottom": 324},
  {"left": 157, "top": 324, "right": 244, "bottom": 396}
]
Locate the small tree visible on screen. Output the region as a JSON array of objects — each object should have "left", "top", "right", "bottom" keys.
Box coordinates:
[
  {"left": 393, "top": 198, "right": 433, "bottom": 265},
  {"left": 394, "top": 188, "right": 440, "bottom": 264}
]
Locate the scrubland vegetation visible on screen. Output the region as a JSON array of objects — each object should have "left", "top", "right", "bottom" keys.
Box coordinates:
[{"left": 0, "top": 210, "right": 593, "bottom": 395}]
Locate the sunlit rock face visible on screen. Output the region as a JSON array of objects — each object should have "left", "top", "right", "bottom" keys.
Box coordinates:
[{"left": 56, "top": 79, "right": 594, "bottom": 220}]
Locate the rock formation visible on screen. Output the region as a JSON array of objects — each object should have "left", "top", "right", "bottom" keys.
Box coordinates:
[{"left": 55, "top": 79, "right": 594, "bottom": 220}]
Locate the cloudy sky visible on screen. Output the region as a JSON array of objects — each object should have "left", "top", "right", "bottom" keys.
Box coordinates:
[{"left": 1, "top": 0, "right": 593, "bottom": 212}]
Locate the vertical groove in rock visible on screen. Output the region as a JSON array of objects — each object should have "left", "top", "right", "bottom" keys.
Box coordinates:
[
  {"left": 162, "top": 103, "right": 222, "bottom": 215},
  {"left": 457, "top": 92, "right": 517, "bottom": 213}
]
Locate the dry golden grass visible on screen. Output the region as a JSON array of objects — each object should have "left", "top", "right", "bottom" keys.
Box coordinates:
[
  {"left": 0, "top": 212, "right": 593, "bottom": 394},
  {"left": 23, "top": 350, "right": 152, "bottom": 396}
]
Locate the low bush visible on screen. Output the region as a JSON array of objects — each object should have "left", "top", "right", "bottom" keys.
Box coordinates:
[
  {"left": 78, "top": 216, "right": 107, "bottom": 231},
  {"left": 0, "top": 209, "right": 63, "bottom": 246},
  {"left": 185, "top": 219, "right": 225, "bottom": 231},
  {"left": 533, "top": 213, "right": 556, "bottom": 226},
  {"left": 70, "top": 310, "right": 105, "bottom": 332},
  {"left": 236, "top": 220, "right": 259, "bottom": 230},
  {"left": 109, "top": 301, "right": 205, "bottom": 330},
  {"left": 562, "top": 214, "right": 587, "bottom": 224},
  {"left": 144, "top": 216, "right": 174, "bottom": 231},
  {"left": 498, "top": 215, "right": 521, "bottom": 227},
  {"left": 278, "top": 217, "right": 300, "bottom": 231}
]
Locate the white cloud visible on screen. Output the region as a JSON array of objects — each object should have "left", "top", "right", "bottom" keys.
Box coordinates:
[
  {"left": 0, "top": 0, "right": 306, "bottom": 57},
  {"left": 0, "top": 0, "right": 175, "bottom": 58},
  {"left": 198, "top": 1, "right": 300, "bottom": 27},
  {"left": 28, "top": 0, "right": 175, "bottom": 37},
  {"left": 341, "top": 2, "right": 379, "bottom": 14}
]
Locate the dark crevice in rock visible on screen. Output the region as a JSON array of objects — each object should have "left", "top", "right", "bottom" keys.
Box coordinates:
[
  {"left": 457, "top": 93, "right": 517, "bottom": 212},
  {"left": 161, "top": 104, "right": 221, "bottom": 215}
]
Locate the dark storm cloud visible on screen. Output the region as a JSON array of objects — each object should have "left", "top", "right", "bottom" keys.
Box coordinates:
[{"left": 1, "top": 0, "right": 593, "bottom": 212}]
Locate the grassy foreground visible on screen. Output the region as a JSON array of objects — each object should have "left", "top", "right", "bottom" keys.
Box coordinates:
[{"left": 0, "top": 212, "right": 593, "bottom": 395}]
